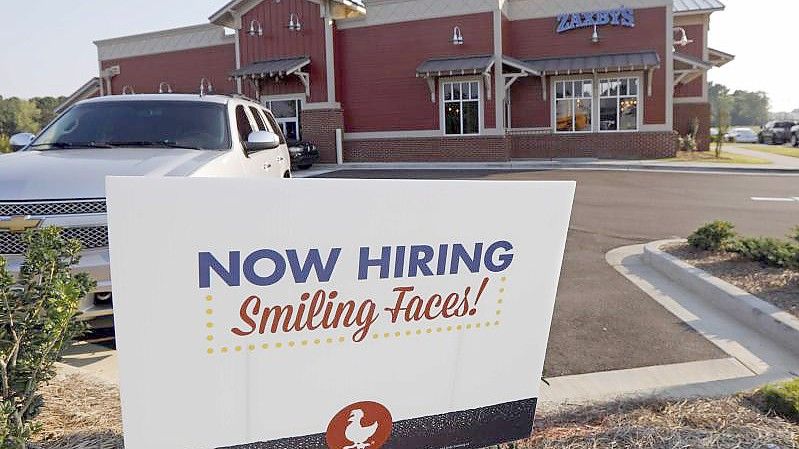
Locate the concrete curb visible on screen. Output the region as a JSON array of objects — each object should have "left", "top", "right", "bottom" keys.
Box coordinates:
[
  {"left": 313, "top": 162, "right": 799, "bottom": 175},
  {"left": 643, "top": 239, "right": 799, "bottom": 356}
]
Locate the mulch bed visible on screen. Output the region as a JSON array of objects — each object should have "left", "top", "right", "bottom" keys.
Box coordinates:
[
  {"left": 30, "top": 369, "right": 799, "bottom": 449},
  {"left": 666, "top": 243, "right": 799, "bottom": 319}
]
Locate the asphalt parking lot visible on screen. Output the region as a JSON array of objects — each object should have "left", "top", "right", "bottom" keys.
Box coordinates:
[{"left": 316, "top": 169, "right": 799, "bottom": 377}]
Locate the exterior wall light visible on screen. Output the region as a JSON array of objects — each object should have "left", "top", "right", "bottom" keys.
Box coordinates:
[
  {"left": 158, "top": 82, "right": 173, "bottom": 94},
  {"left": 452, "top": 26, "right": 464, "bottom": 45},
  {"left": 248, "top": 19, "right": 264, "bottom": 37},
  {"left": 673, "top": 27, "right": 694, "bottom": 48},
  {"left": 200, "top": 78, "right": 213, "bottom": 97},
  {"left": 288, "top": 13, "right": 302, "bottom": 32},
  {"left": 122, "top": 85, "right": 135, "bottom": 95},
  {"left": 591, "top": 24, "right": 600, "bottom": 44}
]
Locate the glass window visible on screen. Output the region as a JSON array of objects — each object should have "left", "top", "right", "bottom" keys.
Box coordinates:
[
  {"left": 30, "top": 101, "right": 231, "bottom": 151},
  {"left": 554, "top": 79, "right": 592, "bottom": 133},
  {"left": 599, "top": 77, "right": 639, "bottom": 132},
  {"left": 249, "top": 106, "right": 266, "bottom": 131},
  {"left": 442, "top": 80, "right": 481, "bottom": 135},
  {"left": 235, "top": 106, "right": 254, "bottom": 142},
  {"left": 264, "top": 99, "right": 301, "bottom": 141}
]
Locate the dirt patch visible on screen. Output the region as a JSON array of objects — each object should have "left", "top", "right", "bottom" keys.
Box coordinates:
[
  {"left": 666, "top": 243, "right": 799, "bottom": 318},
  {"left": 499, "top": 396, "right": 799, "bottom": 448},
  {"left": 30, "top": 370, "right": 122, "bottom": 449},
  {"left": 27, "top": 368, "right": 799, "bottom": 449}
]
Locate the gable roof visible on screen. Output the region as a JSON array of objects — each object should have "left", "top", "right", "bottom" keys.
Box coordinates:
[
  {"left": 210, "top": 0, "right": 365, "bottom": 27},
  {"left": 673, "top": 0, "right": 725, "bottom": 14}
]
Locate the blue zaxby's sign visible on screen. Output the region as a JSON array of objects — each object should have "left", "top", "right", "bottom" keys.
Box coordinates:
[{"left": 556, "top": 7, "right": 635, "bottom": 33}]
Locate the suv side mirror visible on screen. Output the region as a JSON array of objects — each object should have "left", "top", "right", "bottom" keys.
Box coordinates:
[
  {"left": 9, "top": 133, "right": 35, "bottom": 151},
  {"left": 243, "top": 131, "right": 280, "bottom": 155}
]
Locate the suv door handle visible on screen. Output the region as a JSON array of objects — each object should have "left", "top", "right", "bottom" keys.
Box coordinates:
[
  {"left": 277, "top": 156, "right": 285, "bottom": 162},
  {"left": 264, "top": 163, "right": 272, "bottom": 169}
]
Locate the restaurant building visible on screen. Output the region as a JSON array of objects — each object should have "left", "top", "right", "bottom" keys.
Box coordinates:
[{"left": 75, "top": 0, "right": 732, "bottom": 163}]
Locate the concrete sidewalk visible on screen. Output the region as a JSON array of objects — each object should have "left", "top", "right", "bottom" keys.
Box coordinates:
[
  {"left": 305, "top": 157, "right": 799, "bottom": 176},
  {"left": 724, "top": 144, "right": 799, "bottom": 168}
]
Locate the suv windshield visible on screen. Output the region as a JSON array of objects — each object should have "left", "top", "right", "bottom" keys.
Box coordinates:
[{"left": 29, "top": 100, "right": 231, "bottom": 151}]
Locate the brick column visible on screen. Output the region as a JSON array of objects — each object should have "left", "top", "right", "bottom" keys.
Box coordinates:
[{"left": 301, "top": 108, "right": 344, "bottom": 163}]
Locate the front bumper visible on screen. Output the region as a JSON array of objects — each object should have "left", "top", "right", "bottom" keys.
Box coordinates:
[{"left": 3, "top": 247, "right": 113, "bottom": 320}]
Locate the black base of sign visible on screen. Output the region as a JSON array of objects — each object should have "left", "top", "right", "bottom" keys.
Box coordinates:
[{"left": 218, "top": 397, "right": 537, "bottom": 449}]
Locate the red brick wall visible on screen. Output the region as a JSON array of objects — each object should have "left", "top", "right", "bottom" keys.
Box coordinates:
[
  {"left": 510, "top": 131, "right": 678, "bottom": 159},
  {"left": 239, "top": 0, "right": 328, "bottom": 102},
  {"left": 344, "top": 136, "right": 508, "bottom": 162},
  {"left": 336, "top": 13, "right": 496, "bottom": 133},
  {"left": 301, "top": 108, "right": 344, "bottom": 163},
  {"left": 506, "top": 6, "right": 669, "bottom": 126},
  {"left": 510, "top": 76, "right": 548, "bottom": 128},
  {"left": 101, "top": 44, "right": 236, "bottom": 95},
  {"left": 674, "top": 102, "right": 711, "bottom": 152},
  {"left": 674, "top": 24, "right": 704, "bottom": 98}
]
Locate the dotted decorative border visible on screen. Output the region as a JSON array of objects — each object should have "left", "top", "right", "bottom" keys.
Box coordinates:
[{"left": 204, "top": 276, "right": 507, "bottom": 356}]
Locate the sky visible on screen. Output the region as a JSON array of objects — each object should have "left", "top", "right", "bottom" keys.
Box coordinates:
[{"left": 0, "top": 0, "right": 796, "bottom": 112}]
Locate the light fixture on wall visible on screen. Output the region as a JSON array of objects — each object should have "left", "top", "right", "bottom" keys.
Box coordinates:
[
  {"left": 673, "top": 27, "right": 694, "bottom": 48},
  {"left": 288, "top": 13, "right": 302, "bottom": 31},
  {"left": 591, "top": 24, "right": 600, "bottom": 43},
  {"left": 247, "top": 19, "right": 263, "bottom": 36},
  {"left": 158, "top": 82, "right": 173, "bottom": 94},
  {"left": 199, "top": 78, "right": 213, "bottom": 97},
  {"left": 122, "top": 85, "right": 135, "bottom": 95},
  {"left": 452, "top": 26, "right": 464, "bottom": 45}
]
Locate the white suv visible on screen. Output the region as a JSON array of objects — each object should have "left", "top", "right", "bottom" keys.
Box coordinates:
[{"left": 1, "top": 94, "right": 292, "bottom": 324}]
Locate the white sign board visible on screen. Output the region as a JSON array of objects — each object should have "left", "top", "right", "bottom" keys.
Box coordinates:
[{"left": 107, "top": 177, "right": 575, "bottom": 449}]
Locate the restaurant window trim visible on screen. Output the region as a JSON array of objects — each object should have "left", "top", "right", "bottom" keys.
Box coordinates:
[
  {"left": 598, "top": 77, "right": 640, "bottom": 132},
  {"left": 441, "top": 79, "right": 482, "bottom": 136},
  {"left": 554, "top": 79, "right": 593, "bottom": 133}
]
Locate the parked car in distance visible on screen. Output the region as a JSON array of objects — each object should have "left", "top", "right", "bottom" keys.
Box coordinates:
[
  {"left": 726, "top": 127, "right": 759, "bottom": 144},
  {"left": 0, "top": 94, "right": 291, "bottom": 326},
  {"left": 758, "top": 121, "right": 796, "bottom": 145},
  {"left": 790, "top": 124, "right": 799, "bottom": 147},
  {"left": 288, "top": 139, "right": 321, "bottom": 170}
]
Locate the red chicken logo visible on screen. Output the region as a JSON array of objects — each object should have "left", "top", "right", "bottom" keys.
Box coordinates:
[{"left": 326, "top": 401, "right": 392, "bottom": 449}]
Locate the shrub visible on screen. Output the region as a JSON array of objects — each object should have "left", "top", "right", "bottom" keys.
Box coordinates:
[
  {"left": 0, "top": 135, "right": 10, "bottom": 154},
  {"left": 688, "top": 221, "right": 737, "bottom": 251},
  {"left": 0, "top": 228, "right": 94, "bottom": 448},
  {"left": 791, "top": 226, "right": 799, "bottom": 244},
  {"left": 727, "top": 237, "right": 799, "bottom": 269},
  {"left": 758, "top": 378, "right": 799, "bottom": 422}
]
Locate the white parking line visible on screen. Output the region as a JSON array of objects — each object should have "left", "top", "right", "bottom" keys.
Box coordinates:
[{"left": 751, "top": 197, "right": 798, "bottom": 202}]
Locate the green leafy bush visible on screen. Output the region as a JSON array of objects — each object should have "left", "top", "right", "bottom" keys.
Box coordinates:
[
  {"left": 688, "top": 220, "right": 737, "bottom": 251},
  {"left": 0, "top": 135, "right": 10, "bottom": 154},
  {"left": 791, "top": 226, "right": 799, "bottom": 244},
  {"left": 758, "top": 378, "right": 799, "bottom": 422},
  {"left": 727, "top": 237, "right": 799, "bottom": 269},
  {"left": 0, "top": 228, "right": 93, "bottom": 448}
]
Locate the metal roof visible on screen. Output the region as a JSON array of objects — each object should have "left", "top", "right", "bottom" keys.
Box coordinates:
[
  {"left": 524, "top": 51, "right": 660, "bottom": 75},
  {"left": 231, "top": 56, "right": 310, "bottom": 78},
  {"left": 673, "top": 0, "right": 725, "bottom": 14},
  {"left": 210, "top": 0, "right": 364, "bottom": 26},
  {"left": 416, "top": 55, "right": 495, "bottom": 77},
  {"left": 54, "top": 78, "right": 102, "bottom": 114},
  {"left": 673, "top": 52, "right": 713, "bottom": 70}
]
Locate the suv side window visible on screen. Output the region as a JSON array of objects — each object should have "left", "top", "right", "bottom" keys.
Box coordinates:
[
  {"left": 235, "top": 105, "right": 254, "bottom": 143},
  {"left": 262, "top": 109, "right": 286, "bottom": 144},
  {"left": 249, "top": 106, "right": 267, "bottom": 131}
]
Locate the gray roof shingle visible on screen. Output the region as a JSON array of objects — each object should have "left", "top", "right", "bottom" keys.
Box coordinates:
[
  {"left": 673, "top": 0, "right": 725, "bottom": 13},
  {"left": 231, "top": 56, "right": 310, "bottom": 78},
  {"left": 524, "top": 51, "right": 660, "bottom": 75},
  {"left": 416, "top": 55, "right": 495, "bottom": 76}
]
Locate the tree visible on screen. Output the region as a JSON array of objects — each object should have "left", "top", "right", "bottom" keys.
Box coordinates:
[
  {"left": 0, "top": 98, "right": 41, "bottom": 136},
  {"left": 30, "top": 97, "right": 65, "bottom": 128},
  {"left": 731, "top": 90, "right": 770, "bottom": 126}
]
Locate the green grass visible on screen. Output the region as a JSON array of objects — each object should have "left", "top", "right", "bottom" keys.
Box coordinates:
[
  {"left": 664, "top": 150, "right": 771, "bottom": 165},
  {"left": 758, "top": 378, "right": 799, "bottom": 422},
  {"left": 726, "top": 143, "right": 799, "bottom": 159}
]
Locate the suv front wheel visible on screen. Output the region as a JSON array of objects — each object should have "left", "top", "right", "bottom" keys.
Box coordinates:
[{"left": 791, "top": 134, "right": 799, "bottom": 148}]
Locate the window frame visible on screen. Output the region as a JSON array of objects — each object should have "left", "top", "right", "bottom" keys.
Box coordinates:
[
  {"left": 439, "top": 77, "right": 484, "bottom": 136},
  {"left": 549, "top": 72, "right": 644, "bottom": 134},
  {"left": 597, "top": 76, "right": 641, "bottom": 133},
  {"left": 261, "top": 94, "right": 303, "bottom": 141},
  {"left": 552, "top": 78, "right": 594, "bottom": 134}
]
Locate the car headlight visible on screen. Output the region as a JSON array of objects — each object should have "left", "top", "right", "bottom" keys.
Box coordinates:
[{"left": 288, "top": 146, "right": 304, "bottom": 154}]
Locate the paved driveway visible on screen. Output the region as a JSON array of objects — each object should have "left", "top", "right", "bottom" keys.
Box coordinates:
[{"left": 317, "top": 169, "right": 799, "bottom": 376}]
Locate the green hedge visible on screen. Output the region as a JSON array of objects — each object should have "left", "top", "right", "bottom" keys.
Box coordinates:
[
  {"left": 758, "top": 378, "right": 799, "bottom": 422},
  {"left": 688, "top": 221, "right": 799, "bottom": 269}
]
